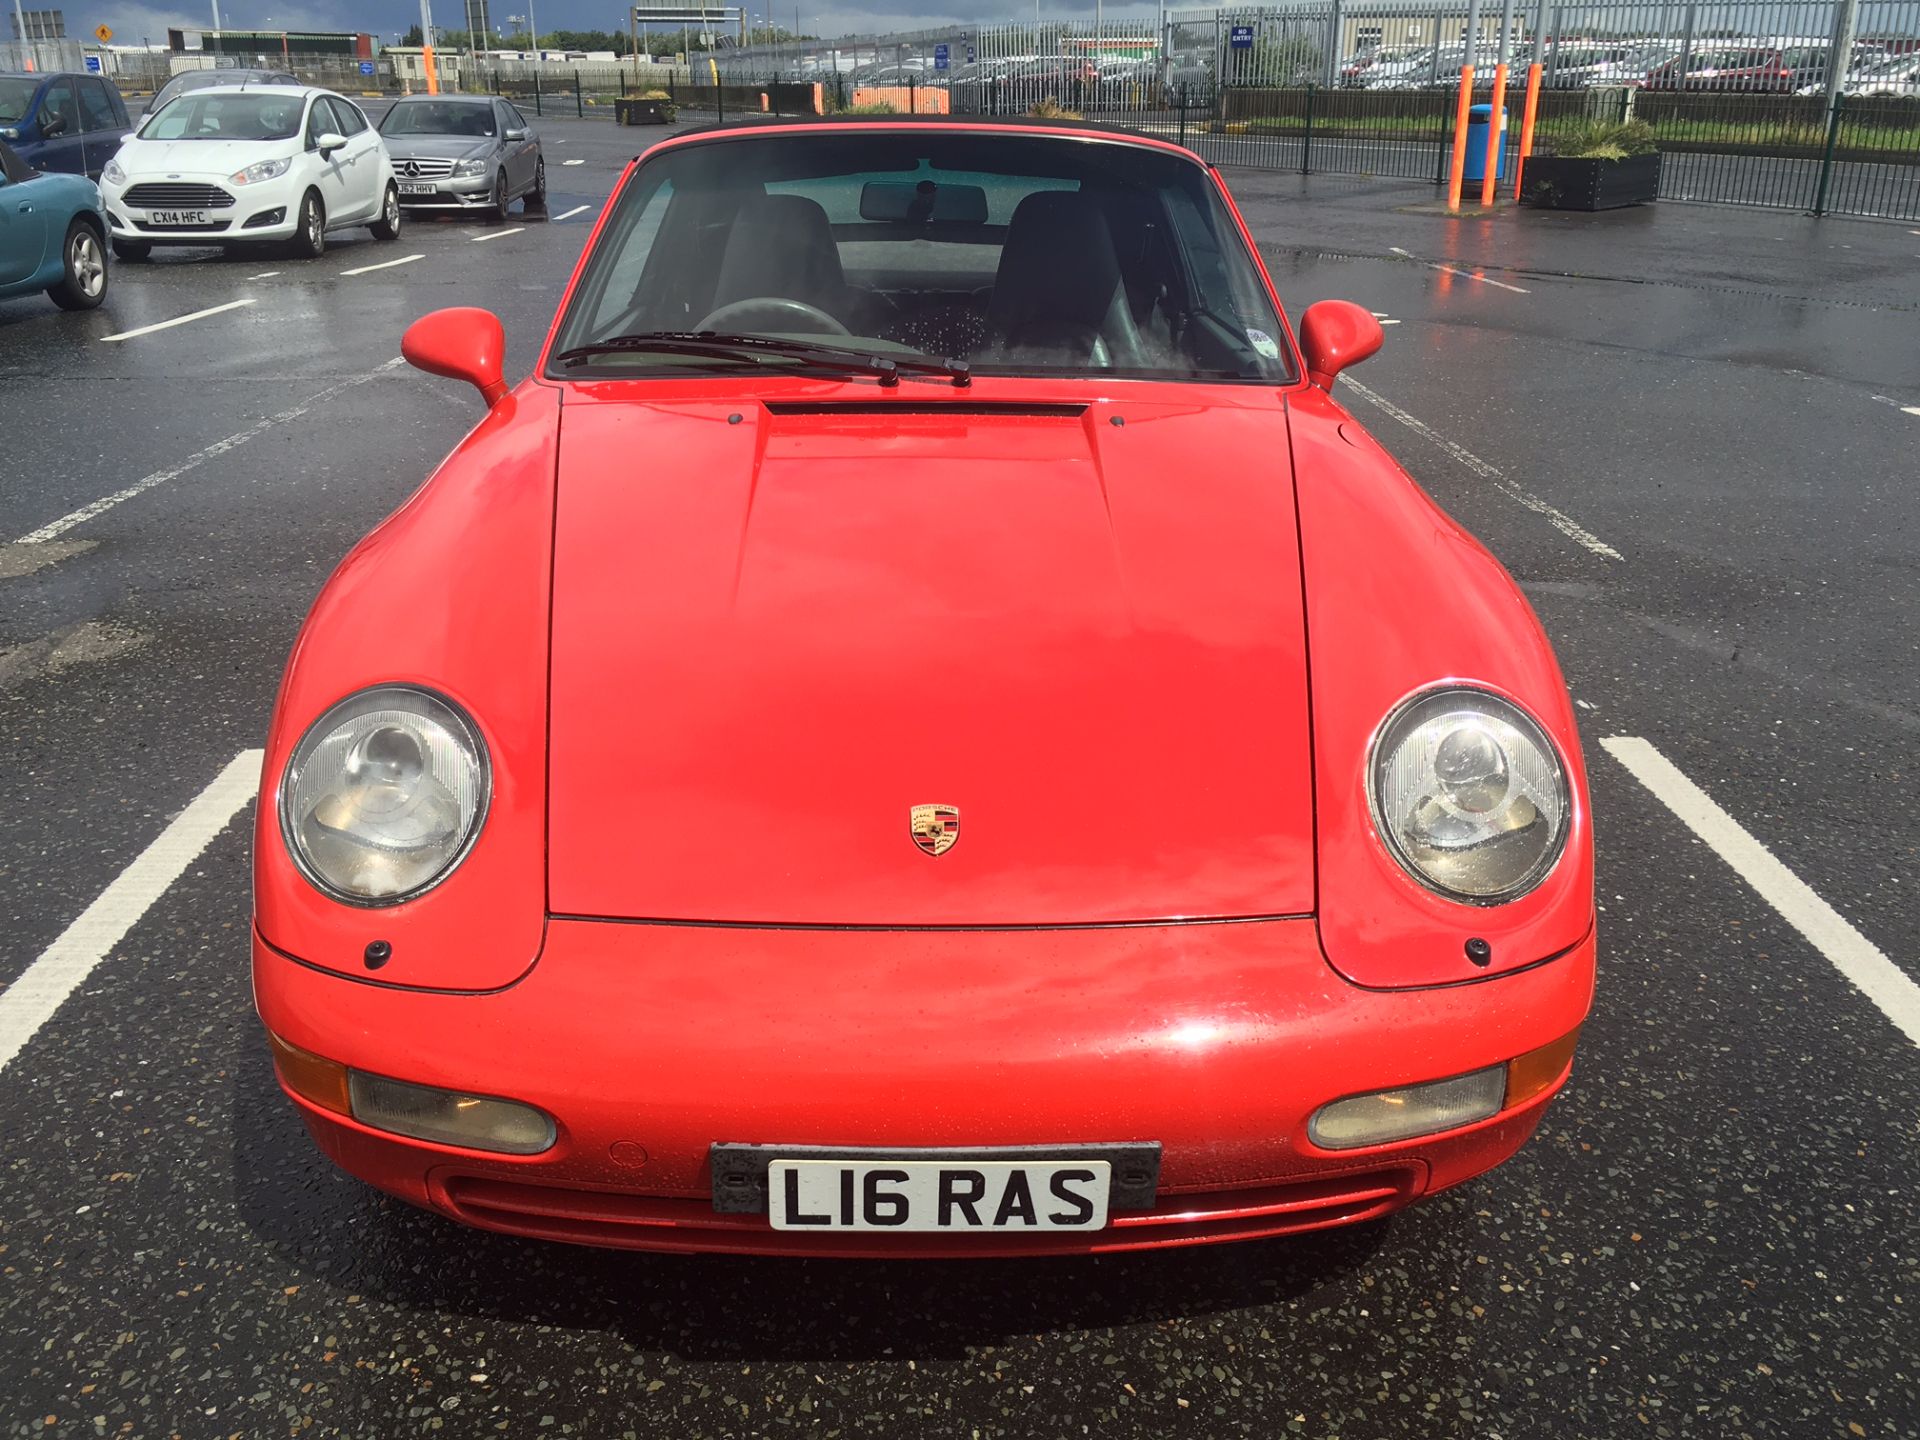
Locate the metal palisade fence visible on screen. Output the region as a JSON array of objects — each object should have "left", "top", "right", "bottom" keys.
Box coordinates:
[{"left": 686, "top": 0, "right": 1917, "bottom": 219}]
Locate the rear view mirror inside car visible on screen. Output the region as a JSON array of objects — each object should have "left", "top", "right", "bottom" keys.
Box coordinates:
[{"left": 859, "top": 180, "right": 989, "bottom": 224}]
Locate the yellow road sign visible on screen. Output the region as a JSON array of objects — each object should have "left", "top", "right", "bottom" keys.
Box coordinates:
[{"left": 95, "top": 23, "right": 113, "bottom": 42}]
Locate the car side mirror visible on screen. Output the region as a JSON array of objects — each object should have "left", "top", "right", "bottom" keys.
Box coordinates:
[
  {"left": 403, "top": 307, "right": 509, "bottom": 408},
  {"left": 1297, "top": 299, "right": 1385, "bottom": 390},
  {"left": 317, "top": 131, "right": 348, "bottom": 154},
  {"left": 40, "top": 110, "right": 68, "bottom": 138},
  {"left": 504, "top": 126, "right": 528, "bottom": 140}
]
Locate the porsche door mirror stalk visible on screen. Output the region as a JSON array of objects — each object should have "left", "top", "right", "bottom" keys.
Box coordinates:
[
  {"left": 1298, "top": 299, "right": 1385, "bottom": 391},
  {"left": 403, "top": 307, "right": 510, "bottom": 408}
]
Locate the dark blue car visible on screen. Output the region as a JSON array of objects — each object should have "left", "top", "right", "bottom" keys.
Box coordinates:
[{"left": 0, "top": 71, "right": 134, "bottom": 181}]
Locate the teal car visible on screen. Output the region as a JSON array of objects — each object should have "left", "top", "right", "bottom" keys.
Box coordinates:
[{"left": 0, "top": 137, "right": 109, "bottom": 311}]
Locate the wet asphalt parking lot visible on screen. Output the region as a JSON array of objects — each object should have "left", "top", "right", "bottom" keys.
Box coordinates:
[{"left": 1, "top": 111, "right": 1918, "bottom": 1439}]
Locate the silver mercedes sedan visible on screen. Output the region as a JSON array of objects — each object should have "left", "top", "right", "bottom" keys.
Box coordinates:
[{"left": 377, "top": 94, "right": 544, "bottom": 220}]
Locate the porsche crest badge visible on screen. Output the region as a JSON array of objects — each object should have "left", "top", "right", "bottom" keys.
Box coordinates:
[{"left": 909, "top": 804, "right": 960, "bottom": 857}]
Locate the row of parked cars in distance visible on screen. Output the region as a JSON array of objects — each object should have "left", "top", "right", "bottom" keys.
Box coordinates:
[
  {"left": 1340, "top": 38, "right": 1920, "bottom": 94},
  {"left": 0, "top": 70, "right": 548, "bottom": 314}
]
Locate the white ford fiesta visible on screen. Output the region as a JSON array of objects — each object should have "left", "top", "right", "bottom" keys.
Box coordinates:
[{"left": 99, "top": 84, "right": 400, "bottom": 260}]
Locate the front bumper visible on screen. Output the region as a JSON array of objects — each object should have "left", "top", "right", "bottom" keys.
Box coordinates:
[
  {"left": 102, "top": 173, "right": 299, "bottom": 244},
  {"left": 392, "top": 173, "right": 494, "bottom": 208},
  {"left": 254, "top": 916, "right": 1595, "bottom": 1256}
]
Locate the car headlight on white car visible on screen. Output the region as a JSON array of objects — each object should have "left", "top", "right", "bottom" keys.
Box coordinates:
[
  {"left": 1368, "top": 687, "right": 1569, "bottom": 903},
  {"left": 230, "top": 156, "right": 294, "bottom": 185},
  {"left": 102, "top": 157, "right": 126, "bottom": 185},
  {"left": 452, "top": 158, "right": 489, "bottom": 177},
  {"left": 279, "top": 685, "right": 490, "bottom": 905}
]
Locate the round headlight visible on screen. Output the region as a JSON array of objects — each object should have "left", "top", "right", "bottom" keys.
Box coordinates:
[
  {"left": 279, "top": 686, "right": 489, "bottom": 905},
  {"left": 1368, "top": 687, "right": 1569, "bottom": 903}
]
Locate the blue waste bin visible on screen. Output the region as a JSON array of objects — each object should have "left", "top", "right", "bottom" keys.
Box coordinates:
[{"left": 1461, "top": 103, "right": 1508, "bottom": 184}]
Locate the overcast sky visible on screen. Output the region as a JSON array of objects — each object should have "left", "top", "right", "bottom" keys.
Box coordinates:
[{"left": 93, "top": 0, "right": 1172, "bottom": 46}]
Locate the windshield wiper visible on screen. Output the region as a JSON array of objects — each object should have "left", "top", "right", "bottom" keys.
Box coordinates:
[{"left": 554, "top": 331, "right": 972, "bottom": 387}]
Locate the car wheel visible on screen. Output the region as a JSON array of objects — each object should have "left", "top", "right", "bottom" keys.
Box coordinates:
[
  {"left": 289, "top": 190, "right": 326, "bottom": 259},
  {"left": 111, "top": 238, "right": 151, "bottom": 262},
  {"left": 370, "top": 183, "right": 402, "bottom": 240},
  {"left": 524, "top": 157, "right": 547, "bottom": 214},
  {"left": 48, "top": 220, "right": 110, "bottom": 311},
  {"left": 491, "top": 169, "right": 510, "bottom": 222}
]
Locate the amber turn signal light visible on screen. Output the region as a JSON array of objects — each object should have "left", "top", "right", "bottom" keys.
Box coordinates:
[
  {"left": 1505, "top": 1027, "right": 1580, "bottom": 1109},
  {"left": 267, "top": 1029, "right": 352, "bottom": 1116}
]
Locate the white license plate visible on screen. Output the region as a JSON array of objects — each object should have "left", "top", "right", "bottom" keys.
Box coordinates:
[
  {"left": 768, "top": 1158, "right": 1111, "bottom": 1232},
  {"left": 149, "top": 210, "right": 208, "bottom": 225},
  {"left": 398, "top": 182, "right": 437, "bottom": 195}
]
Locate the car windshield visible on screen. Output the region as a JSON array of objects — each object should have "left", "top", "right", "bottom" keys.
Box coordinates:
[
  {"left": 549, "top": 130, "right": 1294, "bottom": 384},
  {"left": 141, "top": 91, "right": 304, "bottom": 141},
  {"left": 0, "top": 77, "right": 36, "bottom": 123},
  {"left": 381, "top": 100, "right": 496, "bottom": 137},
  {"left": 153, "top": 71, "right": 266, "bottom": 107}
]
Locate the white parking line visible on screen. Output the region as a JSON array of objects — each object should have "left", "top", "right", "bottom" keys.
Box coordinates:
[
  {"left": 1389, "top": 246, "right": 1531, "bottom": 294},
  {"left": 0, "top": 750, "right": 262, "bottom": 1074},
  {"left": 552, "top": 204, "right": 591, "bottom": 221},
  {"left": 1602, "top": 736, "right": 1920, "bottom": 1047},
  {"left": 1338, "top": 376, "right": 1623, "bottom": 561},
  {"left": 248, "top": 270, "right": 282, "bottom": 280},
  {"left": 471, "top": 227, "right": 525, "bottom": 242},
  {"left": 561, "top": 159, "right": 585, "bottom": 166},
  {"left": 340, "top": 253, "right": 424, "bottom": 276},
  {"left": 15, "top": 357, "right": 406, "bottom": 544},
  {"left": 99, "top": 298, "right": 257, "bottom": 343},
  {"left": 1869, "top": 394, "right": 1920, "bottom": 417}
]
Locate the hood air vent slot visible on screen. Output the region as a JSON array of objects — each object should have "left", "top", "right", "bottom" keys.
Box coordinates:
[{"left": 764, "top": 402, "right": 1088, "bottom": 419}]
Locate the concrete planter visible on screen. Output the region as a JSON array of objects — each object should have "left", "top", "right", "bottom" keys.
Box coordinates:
[
  {"left": 1520, "top": 152, "right": 1662, "bottom": 211},
  {"left": 615, "top": 97, "right": 676, "bottom": 125}
]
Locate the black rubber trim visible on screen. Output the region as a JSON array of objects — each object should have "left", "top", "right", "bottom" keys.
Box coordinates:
[
  {"left": 710, "top": 1141, "right": 1161, "bottom": 1214},
  {"left": 764, "top": 401, "right": 1086, "bottom": 417},
  {"left": 547, "top": 912, "right": 1310, "bottom": 933}
]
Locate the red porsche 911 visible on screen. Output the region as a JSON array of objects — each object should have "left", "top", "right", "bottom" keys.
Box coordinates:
[{"left": 253, "top": 116, "right": 1595, "bottom": 1256}]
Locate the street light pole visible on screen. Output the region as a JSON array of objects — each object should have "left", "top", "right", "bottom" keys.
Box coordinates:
[{"left": 11, "top": 0, "right": 36, "bottom": 70}]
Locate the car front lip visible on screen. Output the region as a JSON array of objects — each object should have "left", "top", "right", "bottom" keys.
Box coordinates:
[
  {"left": 102, "top": 168, "right": 298, "bottom": 239},
  {"left": 390, "top": 161, "right": 495, "bottom": 205},
  {"left": 254, "top": 914, "right": 1595, "bottom": 1256}
]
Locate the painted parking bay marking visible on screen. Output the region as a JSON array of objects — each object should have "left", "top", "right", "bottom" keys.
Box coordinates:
[
  {"left": 15, "top": 357, "right": 406, "bottom": 544},
  {"left": 1389, "top": 245, "right": 1531, "bottom": 294},
  {"left": 1338, "top": 376, "right": 1622, "bottom": 561},
  {"left": 471, "top": 227, "right": 525, "bottom": 243},
  {"left": 0, "top": 750, "right": 262, "bottom": 1074},
  {"left": 1603, "top": 737, "right": 1920, "bottom": 1047},
  {"left": 340, "top": 253, "right": 424, "bottom": 277},
  {"left": 100, "top": 297, "right": 256, "bottom": 343},
  {"left": 552, "top": 205, "right": 591, "bottom": 221}
]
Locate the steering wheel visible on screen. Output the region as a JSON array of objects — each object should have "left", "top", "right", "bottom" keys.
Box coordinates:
[{"left": 694, "top": 297, "right": 850, "bottom": 337}]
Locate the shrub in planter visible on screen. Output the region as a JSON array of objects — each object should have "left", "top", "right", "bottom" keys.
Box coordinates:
[
  {"left": 616, "top": 89, "right": 677, "bottom": 124},
  {"left": 1521, "top": 118, "right": 1662, "bottom": 211}
]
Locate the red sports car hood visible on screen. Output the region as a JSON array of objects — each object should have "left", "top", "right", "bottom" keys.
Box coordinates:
[{"left": 546, "top": 392, "right": 1315, "bottom": 925}]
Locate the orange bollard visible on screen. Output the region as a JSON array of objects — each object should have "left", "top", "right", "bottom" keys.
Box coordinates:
[
  {"left": 1445, "top": 65, "right": 1476, "bottom": 212},
  {"left": 1481, "top": 62, "right": 1508, "bottom": 207},
  {"left": 422, "top": 45, "right": 440, "bottom": 96},
  {"left": 1513, "top": 62, "right": 1543, "bottom": 201}
]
